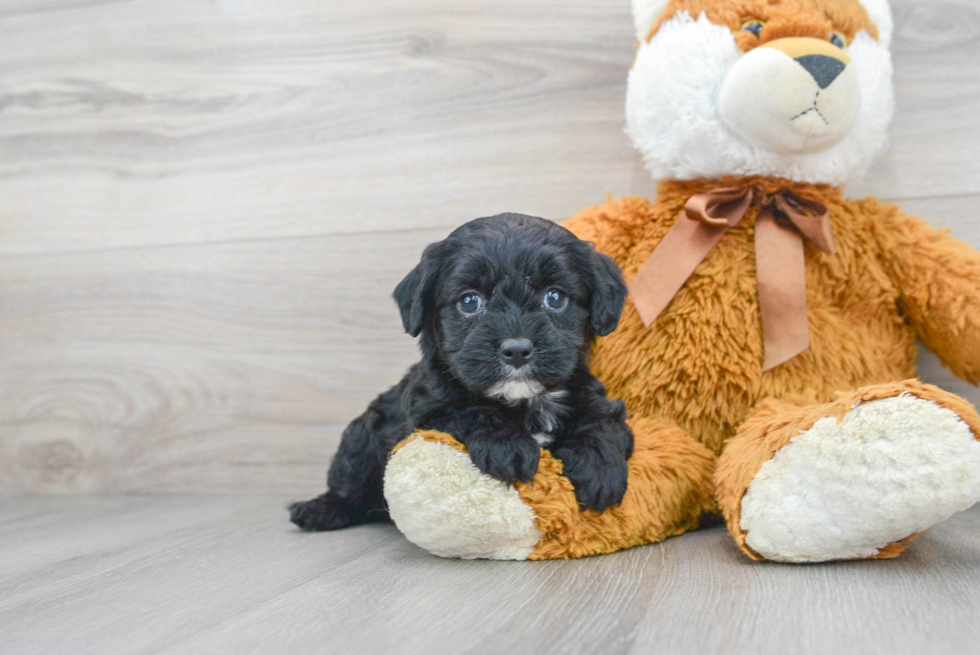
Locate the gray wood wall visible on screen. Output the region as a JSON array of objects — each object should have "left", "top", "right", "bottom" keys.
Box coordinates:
[{"left": 1, "top": 0, "right": 978, "bottom": 494}]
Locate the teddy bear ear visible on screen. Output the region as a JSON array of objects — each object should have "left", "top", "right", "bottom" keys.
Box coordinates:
[
  {"left": 631, "top": 0, "right": 670, "bottom": 43},
  {"left": 858, "top": 0, "right": 893, "bottom": 48}
]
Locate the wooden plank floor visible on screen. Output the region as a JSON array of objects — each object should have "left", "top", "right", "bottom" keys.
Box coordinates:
[{"left": 1, "top": 496, "right": 979, "bottom": 655}]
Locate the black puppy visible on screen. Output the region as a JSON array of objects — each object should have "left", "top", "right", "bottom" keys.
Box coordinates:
[{"left": 290, "top": 213, "right": 633, "bottom": 531}]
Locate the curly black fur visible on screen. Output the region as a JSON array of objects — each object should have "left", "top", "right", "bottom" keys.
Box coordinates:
[{"left": 290, "top": 213, "right": 633, "bottom": 531}]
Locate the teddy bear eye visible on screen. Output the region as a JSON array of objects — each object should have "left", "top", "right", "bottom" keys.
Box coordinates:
[
  {"left": 457, "top": 292, "right": 484, "bottom": 316},
  {"left": 741, "top": 20, "right": 765, "bottom": 38},
  {"left": 829, "top": 31, "right": 847, "bottom": 49},
  {"left": 542, "top": 289, "right": 569, "bottom": 312}
]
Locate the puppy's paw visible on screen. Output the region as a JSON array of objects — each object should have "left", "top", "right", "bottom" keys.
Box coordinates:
[
  {"left": 289, "top": 492, "right": 380, "bottom": 531},
  {"left": 467, "top": 435, "right": 541, "bottom": 485},
  {"left": 553, "top": 447, "right": 629, "bottom": 512}
]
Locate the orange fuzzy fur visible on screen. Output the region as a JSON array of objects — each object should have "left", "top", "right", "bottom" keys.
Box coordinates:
[
  {"left": 524, "top": 417, "right": 716, "bottom": 560},
  {"left": 560, "top": 177, "right": 980, "bottom": 560},
  {"left": 567, "top": 178, "right": 923, "bottom": 456},
  {"left": 395, "top": 420, "right": 716, "bottom": 561},
  {"left": 646, "top": 0, "right": 878, "bottom": 47},
  {"left": 391, "top": 174, "right": 980, "bottom": 561},
  {"left": 389, "top": 0, "right": 980, "bottom": 560},
  {"left": 389, "top": 180, "right": 980, "bottom": 561},
  {"left": 538, "top": 0, "right": 978, "bottom": 561}
]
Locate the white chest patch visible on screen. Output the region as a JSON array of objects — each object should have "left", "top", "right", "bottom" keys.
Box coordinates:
[
  {"left": 531, "top": 433, "right": 554, "bottom": 447},
  {"left": 527, "top": 389, "right": 570, "bottom": 448},
  {"left": 485, "top": 379, "right": 545, "bottom": 403}
]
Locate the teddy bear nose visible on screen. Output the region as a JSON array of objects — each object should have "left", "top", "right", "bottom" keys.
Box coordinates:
[
  {"left": 795, "top": 54, "right": 846, "bottom": 89},
  {"left": 500, "top": 338, "right": 533, "bottom": 368}
]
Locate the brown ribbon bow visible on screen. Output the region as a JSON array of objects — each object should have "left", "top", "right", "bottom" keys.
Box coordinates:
[{"left": 629, "top": 186, "right": 836, "bottom": 371}]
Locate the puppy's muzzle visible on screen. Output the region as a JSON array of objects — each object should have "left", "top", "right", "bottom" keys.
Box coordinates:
[{"left": 500, "top": 338, "right": 533, "bottom": 369}]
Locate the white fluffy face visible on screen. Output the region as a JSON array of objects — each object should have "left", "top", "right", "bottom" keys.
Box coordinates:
[
  {"left": 718, "top": 39, "right": 860, "bottom": 155},
  {"left": 625, "top": 12, "right": 894, "bottom": 185}
]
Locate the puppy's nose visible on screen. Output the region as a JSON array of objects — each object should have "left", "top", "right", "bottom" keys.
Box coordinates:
[
  {"left": 500, "top": 338, "right": 533, "bottom": 369},
  {"left": 795, "top": 54, "right": 846, "bottom": 89}
]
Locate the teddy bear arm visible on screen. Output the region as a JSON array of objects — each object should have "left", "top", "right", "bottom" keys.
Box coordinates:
[{"left": 871, "top": 203, "right": 980, "bottom": 384}]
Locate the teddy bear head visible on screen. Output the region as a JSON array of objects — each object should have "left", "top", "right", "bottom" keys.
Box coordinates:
[{"left": 627, "top": 0, "right": 894, "bottom": 185}]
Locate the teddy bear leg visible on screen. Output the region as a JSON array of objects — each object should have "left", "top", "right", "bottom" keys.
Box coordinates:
[
  {"left": 527, "top": 416, "right": 717, "bottom": 559},
  {"left": 383, "top": 417, "right": 716, "bottom": 560},
  {"left": 715, "top": 380, "right": 980, "bottom": 563}
]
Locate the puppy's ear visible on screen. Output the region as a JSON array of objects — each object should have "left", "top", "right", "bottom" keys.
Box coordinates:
[
  {"left": 393, "top": 241, "right": 447, "bottom": 337},
  {"left": 585, "top": 250, "right": 628, "bottom": 337}
]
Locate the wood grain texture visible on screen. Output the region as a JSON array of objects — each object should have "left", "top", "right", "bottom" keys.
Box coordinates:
[
  {"left": 0, "top": 0, "right": 976, "bottom": 256},
  {"left": 1, "top": 0, "right": 979, "bottom": 493},
  {"left": 0, "top": 0, "right": 644, "bottom": 255},
  {"left": 1, "top": 495, "right": 979, "bottom": 655},
  {"left": 0, "top": 230, "right": 439, "bottom": 493}
]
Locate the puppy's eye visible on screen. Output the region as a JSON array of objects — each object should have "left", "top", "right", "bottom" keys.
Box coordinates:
[
  {"left": 542, "top": 289, "right": 568, "bottom": 312},
  {"left": 457, "top": 292, "right": 484, "bottom": 316},
  {"left": 829, "top": 31, "right": 847, "bottom": 49},
  {"left": 741, "top": 20, "right": 765, "bottom": 38}
]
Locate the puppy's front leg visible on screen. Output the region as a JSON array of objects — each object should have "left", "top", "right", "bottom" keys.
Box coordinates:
[
  {"left": 427, "top": 407, "right": 540, "bottom": 484},
  {"left": 553, "top": 405, "right": 633, "bottom": 512}
]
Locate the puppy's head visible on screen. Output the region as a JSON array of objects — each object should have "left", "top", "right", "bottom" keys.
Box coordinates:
[{"left": 394, "top": 213, "right": 627, "bottom": 402}]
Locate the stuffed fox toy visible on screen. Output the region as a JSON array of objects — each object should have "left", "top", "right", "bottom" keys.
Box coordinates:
[{"left": 382, "top": 0, "right": 980, "bottom": 562}]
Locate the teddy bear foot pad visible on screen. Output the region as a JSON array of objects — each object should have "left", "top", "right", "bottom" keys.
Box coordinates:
[
  {"left": 739, "top": 393, "right": 980, "bottom": 563},
  {"left": 384, "top": 435, "right": 542, "bottom": 560}
]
